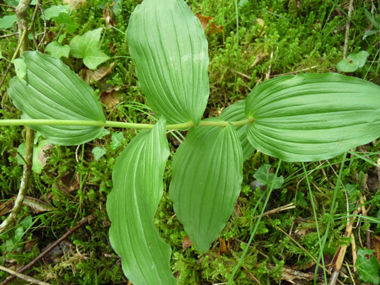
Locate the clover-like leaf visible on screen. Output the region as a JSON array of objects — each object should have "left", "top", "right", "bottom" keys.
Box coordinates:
[
  {"left": 43, "top": 5, "right": 69, "bottom": 20},
  {"left": 0, "top": 15, "right": 17, "bottom": 29},
  {"left": 70, "top": 28, "right": 109, "bottom": 69},
  {"left": 356, "top": 249, "right": 380, "bottom": 285},
  {"left": 53, "top": 12, "right": 78, "bottom": 33},
  {"left": 337, "top": 51, "right": 369, "bottom": 73},
  {"left": 45, "top": 42, "right": 70, "bottom": 59}
]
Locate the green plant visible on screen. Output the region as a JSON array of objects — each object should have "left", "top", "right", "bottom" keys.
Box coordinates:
[{"left": 2, "top": 0, "right": 380, "bottom": 284}]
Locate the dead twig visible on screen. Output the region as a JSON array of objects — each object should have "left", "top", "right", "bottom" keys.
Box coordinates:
[
  {"left": 251, "top": 203, "right": 295, "bottom": 219},
  {"left": 343, "top": 0, "right": 354, "bottom": 59},
  {"left": 328, "top": 207, "right": 360, "bottom": 285},
  {"left": 0, "top": 265, "right": 51, "bottom": 285},
  {"left": 0, "top": 215, "right": 95, "bottom": 285},
  {"left": 0, "top": 0, "right": 33, "bottom": 233},
  {"left": 351, "top": 233, "right": 357, "bottom": 274}
]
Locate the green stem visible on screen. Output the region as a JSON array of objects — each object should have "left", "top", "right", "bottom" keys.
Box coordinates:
[{"left": 0, "top": 117, "right": 254, "bottom": 130}]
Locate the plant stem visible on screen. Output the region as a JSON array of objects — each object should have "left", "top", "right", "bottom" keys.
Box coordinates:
[
  {"left": 0, "top": 0, "right": 34, "bottom": 234},
  {"left": 0, "top": 117, "right": 254, "bottom": 130}
]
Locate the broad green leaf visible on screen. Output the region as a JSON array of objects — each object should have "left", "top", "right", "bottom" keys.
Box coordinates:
[
  {"left": 53, "top": 12, "right": 78, "bottom": 33},
  {"left": 110, "top": 132, "right": 124, "bottom": 150},
  {"left": 0, "top": 15, "right": 17, "bottom": 29},
  {"left": 245, "top": 73, "right": 380, "bottom": 162},
  {"left": 8, "top": 51, "right": 106, "bottom": 146},
  {"left": 253, "top": 164, "right": 284, "bottom": 190},
  {"left": 13, "top": 58, "right": 26, "bottom": 82},
  {"left": 107, "top": 119, "right": 176, "bottom": 285},
  {"left": 44, "top": 5, "right": 68, "bottom": 20},
  {"left": 70, "top": 28, "right": 109, "bottom": 69},
  {"left": 92, "top": 147, "right": 106, "bottom": 161},
  {"left": 170, "top": 119, "right": 243, "bottom": 252},
  {"left": 219, "top": 100, "right": 255, "bottom": 160},
  {"left": 127, "top": 0, "right": 209, "bottom": 125},
  {"left": 337, "top": 51, "right": 369, "bottom": 73},
  {"left": 356, "top": 249, "right": 380, "bottom": 285},
  {"left": 45, "top": 41, "right": 70, "bottom": 58}
]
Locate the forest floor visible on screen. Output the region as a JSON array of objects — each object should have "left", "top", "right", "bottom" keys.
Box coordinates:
[{"left": 1, "top": 0, "right": 380, "bottom": 284}]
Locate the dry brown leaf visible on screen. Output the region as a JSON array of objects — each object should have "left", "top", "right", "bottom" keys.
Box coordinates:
[
  {"left": 60, "top": 171, "right": 81, "bottom": 193},
  {"left": 218, "top": 237, "right": 227, "bottom": 255},
  {"left": 196, "top": 15, "right": 223, "bottom": 35},
  {"left": 234, "top": 202, "right": 241, "bottom": 217},
  {"left": 103, "top": 2, "right": 116, "bottom": 27},
  {"left": 182, "top": 235, "right": 193, "bottom": 252},
  {"left": 13, "top": 195, "right": 55, "bottom": 213},
  {"left": 280, "top": 266, "right": 314, "bottom": 283},
  {"left": 253, "top": 18, "right": 266, "bottom": 37},
  {"left": 372, "top": 235, "right": 380, "bottom": 265},
  {"left": 99, "top": 86, "right": 122, "bottom": 108},
  {"left": 78, "top": 68, "right": 94, "bottom": 85},
  {"left": 92, "top": 62, "right": 115, "bottom": 82},
  {"left": 0, "top": 199, "right": 14, "bottom": 216},
  {"left": 63, "top": 0, "right": 86, "bottom": 11},
  {"left": 37, "top": 144, "right": 53, "bottom": 167}
]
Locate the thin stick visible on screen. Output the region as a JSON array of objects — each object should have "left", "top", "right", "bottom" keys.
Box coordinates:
[
  {"left": 343, "top": 0, "right": 354, "bottom": 59},
  {"left": 328, "top": 207, "right": 359, "bottom": 285},
  {"left": 0, "top": 215, "right": 95, "bottom": 285},
  {"left": 0, "top": 265, "right": 51, "bottom": 285},
  {"left": 345, "top": 261, "right": 356, "bottom": 285},
  {"left": 351, "top": 233, "right": 357, "bottom": 274},
  {"left": 251, "top": 203, "right": 295, "bottom": 219},
  {"left": 0, "top": 0, "right": 32, "bottom": 233}
]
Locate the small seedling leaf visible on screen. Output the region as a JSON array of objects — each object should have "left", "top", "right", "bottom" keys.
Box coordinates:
[
  {"left": 0, "top": 15, "right": 17, "bottom": 29},
  {"left": 219, "top": 100, "right": 255, "bottom": 160},
  {"left": 13, "top": 58, "right": 26, "bottom": 82},
  {"left": 356, "top": 249, "right": 380, "bottom": 285},
  {"left": 110, "top": 132, "right": 124, "bottom": 150},
  {"left": 245, "top": 73, "right": 380, "bottom": 162},
  {"left": 44, "top": 5, "right": 68, "bottom": 20},
  {"left": 53, "top": 12, "right": 78, "bottom": 33},
  {"left": 127, "top": 0, "right": 209, "bottom": 125},
  {"left": 254, "top": 164, "right": 284, "bottom": 189},
  {"left": 45, "top": 41, "right": 70, "bottom": 58},
  {"left": 238, "top": 0, "right": 249, "bottom": 7},
  {"left": 170, "top": 120, "right": 243, "bottom": 252},
  {"left": 92, "top": 147, "right": 106, "bottom": 161},
  {"left": 337, "top": 51, "right": 369, "bottom": 72},
  {"left": 96, "top": 128, "right": 110, "bottom": 139},
  {"left": 8, "top": 51, "right": 106, "bottom": 146},
  {"left": 107, "top": 119, "right": 176, "bottom": 284}
]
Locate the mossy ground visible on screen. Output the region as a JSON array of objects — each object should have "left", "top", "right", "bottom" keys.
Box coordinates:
[{"left": 1, "top": 0, "right": 380, "bottom": 284}]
